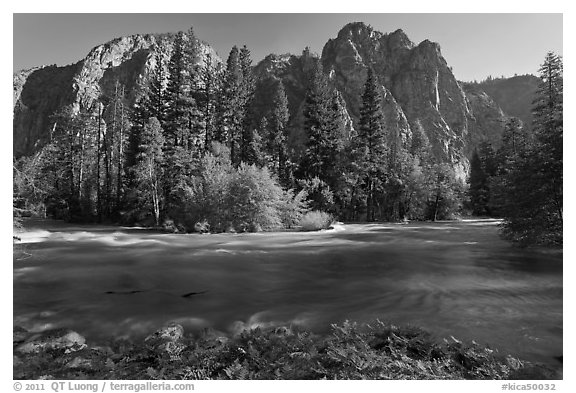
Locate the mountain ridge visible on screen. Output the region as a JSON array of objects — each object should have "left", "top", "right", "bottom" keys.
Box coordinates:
[{"left": 14, "top": 22, "right": 525, "bottom": 177}]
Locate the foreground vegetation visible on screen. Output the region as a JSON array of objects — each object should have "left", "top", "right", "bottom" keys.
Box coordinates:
[{"left": 13, "top": 321, "right": 560, "bottom": 380}]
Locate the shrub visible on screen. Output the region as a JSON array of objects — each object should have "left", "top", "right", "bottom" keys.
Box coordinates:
[
  {"left": 173, "top": 144, "right": 311, "bottom": 233},
  {"left": 277, "top": 189, "right": 309, "bottom": 229},
  {"left": 299, "top": 210, "right": 333, "bottom": 231},
  {"left": 227, "top": 164, "right": 284, "bottom": 232},
  {"left": 13, "top": 320, "right": 560, "bottom": 380},
  {"left": 194, "top": 220, "right": 210, "bottom": 233}
]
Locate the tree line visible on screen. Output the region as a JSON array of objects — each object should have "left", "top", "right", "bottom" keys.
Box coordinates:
[
  {"left": 468, "top": 52, "right": 563, "bottom": 246},
  {"left": 13, "top": 28, "right": 562, "bottom": 244}
]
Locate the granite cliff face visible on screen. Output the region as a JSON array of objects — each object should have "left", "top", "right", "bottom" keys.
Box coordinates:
[
  {"left": 15, "top": 22, "right": 520, "bottom": 177},
  {"left": 13, "top": 33, "right": 220, "bottom": 157},
  {"left": 462, "top": 84, "right": 507, "bottom": 152},
  {"left": 14, "top": 63, "right": 81, "bottom": 157},
  {"left": 321, "top": 23, "right": 479, "bottom": 176}
]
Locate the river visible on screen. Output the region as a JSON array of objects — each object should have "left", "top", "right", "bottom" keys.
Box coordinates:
[{"left": 13, "top": 218, "right": 562, "bottom": 366}]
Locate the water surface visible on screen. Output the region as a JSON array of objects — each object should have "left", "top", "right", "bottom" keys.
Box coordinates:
[{"left": 14, "top": 219, "right": 562, "bottom": 366}]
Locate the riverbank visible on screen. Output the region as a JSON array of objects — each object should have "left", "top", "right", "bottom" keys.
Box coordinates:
[{"left": 13, "top": 321, "right": 561, "bottom": 380}]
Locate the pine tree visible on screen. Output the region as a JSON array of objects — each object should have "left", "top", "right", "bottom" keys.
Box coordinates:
[
  {"left": 165, "top": 31, "right": 190, "bottom": 148},
  {"left": 498, "top": 52, "right": 563, "bottom": 245},
  {"left": 126, "top": 97, "right": 149, "bottom": 171},
  {"left": 488, "top": 118, "right": 530, "bottom": 218},
  {"left": 501, "top": 117, "right": 529, "bottom": 158},
  {"left": 182, "top": 27, "right": 204, "bottom": 151},
  {"left": 301, "top": 63, "right": 341, "bottom": 180},
  {"left": 115, "top": 82, "right": 129, "bottom": 212},
  {"left": 198, "top": 52, "right": 222, "bottom": 151},
  {"left": 215, "top": 46, "right": 243, "bottom": 162},
  {"left": 468, "top": 149, "right": 489, "bottom": 216},
  {"left": 103, "top": 80, "right": 130, "bottom": 215},
  {"left": 145, "top": 45, "right": 168, "bottom": 127},
  {"left": 532, "top": 51, "right": 563, "bottom": 223},
  {"left": 238, "top": 45, "right": 257, "bottom": 165},
  {"left": 266, "top": 79, "right": 290, "bottom": 183},
  {"left": 354, "top": 67, "right": 388, "bottom": 221}
]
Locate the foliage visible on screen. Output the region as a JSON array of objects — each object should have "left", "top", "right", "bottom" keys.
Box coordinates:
[
  {"left": 215, "top": 45, "right": 255, "bottom": 165},
  {"left": 468, "top": 150, "right": 490, "bottom": 216},
  {"left": 226, "top": 164, "right": 284, "bottom": 232},
  {"left": 298, "top": 176, "right": 335, "bottom": 213},
  {"left": 277, "top": 188, "right": 309, "bottom": 229},
  {"left": 13, "top": 321, "right": 559, "bottom": 380},
  {"left": 425, "top": 163, "right": 465, "bottom": 221},
  {"left": 165, "top": 31, "right": 200, "bottom": 150},
  {"left": 173, "top": 143, "right": 308, "bottom": 233},
  {"left": 353, "top": 67, "right": 388, "bottom": 221},
  {"left": 489, "top": 52, "right": 563, "bottom": 246},
  {"left": 299, "top": 210, "right": 334, "bottom": 231},
  {"left": 301, "top": 63, "right": 343, "bottom": 184},
  {"left": 132, "top": 117, "right": 166, "bottom": 226}
]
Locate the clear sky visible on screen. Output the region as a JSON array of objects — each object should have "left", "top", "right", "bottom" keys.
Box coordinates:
[{"left": 13, "top": 13, "right": 562, "bottom": 82}]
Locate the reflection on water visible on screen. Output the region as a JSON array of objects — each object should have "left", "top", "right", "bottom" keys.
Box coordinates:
[{"left": 14, "top": 219, "right": 562, "bottom": 366}]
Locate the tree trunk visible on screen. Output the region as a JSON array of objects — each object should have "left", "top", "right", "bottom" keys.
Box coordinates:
[
  {"left": 433, "top": 193, "right": 440, "bottom": 222},
  {"left": 366, "top": 178, "right": 373, "bottom": 222},
  {"left": 96, "top": 104, "right": 102, "bottom": 222},
  {"left": 78, "top": 125, "right": 84, "bottom": 203},
  {"left": 116, "top": 88, "right": 124, "bottom": 211},
  {"left": 149, "top": 160, "right": 160, "bottom": 227}
]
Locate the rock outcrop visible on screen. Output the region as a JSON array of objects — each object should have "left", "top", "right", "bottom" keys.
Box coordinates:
[
  {"left": 15, "top": 327, "right": 86, "bottom": 354},
  {"left": 321, "top": 23, "right": 480, "bottom": 177},
  {"left": 463, "top": 84, "right": 508, "bottom": 152}
]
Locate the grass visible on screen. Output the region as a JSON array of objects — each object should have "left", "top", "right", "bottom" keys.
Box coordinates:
[{"left": 13, "top": 320, "right": 561, "bottom": 380}]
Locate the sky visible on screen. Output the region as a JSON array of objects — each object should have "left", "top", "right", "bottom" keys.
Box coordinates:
[{"left": 13, "top": 13, "right": 563, "bottom": 82}]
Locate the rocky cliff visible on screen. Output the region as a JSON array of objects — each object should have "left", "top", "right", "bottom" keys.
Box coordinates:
[
  {"left": 320, "top": 22, "right": 496, "bottom": 176},
  {"left": 13, "top": 33, "right": 220, "bottom": 158}
]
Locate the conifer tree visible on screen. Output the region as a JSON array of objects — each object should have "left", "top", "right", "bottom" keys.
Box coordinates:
[
  {"left": 144, "top": 45, "right": 168, "bottom": 127},
  {"left": 468, "top": 149, "right": 489, "bottom": 216},
  {"left": 198, "top": 52, "right": 222, "bottom": 150},
  {"left": 532, "top": 51, "right": 563, "bottom": 223},
  {"left": 238, "top": 45, "right": 257, "bottom": 165},
  {"left": 301, "top": 63, "right": 340, "bottom": 180},
  {"left": 266, "top": 79, "right": 290, "bottom": 183},
  {"left": 354, "top": 67, "right": 388, "bottom": 221},
  {"left": 182, "top": 27, "right": 204, "bottom": 150},
  {"left": 499, "top": 52, "right": 563, "bottom": 245},
  {"left": 126, "top": 98, "right": 149, "bottom": 171},
  {"left": 103, "top": 80, "right": 130, "bottom": 214},
  {"left": 488, "top": 118, "right": 529, "bottom": 217},
  {"left": 165, "top": 31, "right": 190, "bottom": 148},
  {"left": 215, "top": 46, "right": 243, "bottom": 161}
]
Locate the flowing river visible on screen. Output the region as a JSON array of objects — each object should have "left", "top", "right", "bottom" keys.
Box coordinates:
[{"left": 13, "top": 218, "right": 562, "bottom": 366}]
